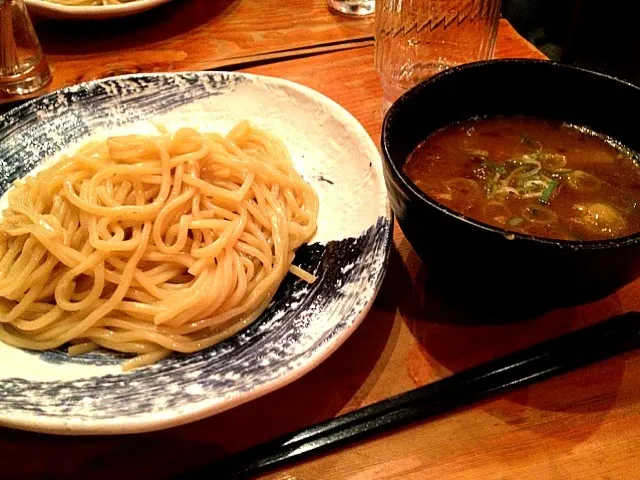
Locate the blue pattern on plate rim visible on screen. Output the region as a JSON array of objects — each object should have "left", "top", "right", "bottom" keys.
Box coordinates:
[{"left": 0, "top": 72, "right": 392, "bottom": 430}]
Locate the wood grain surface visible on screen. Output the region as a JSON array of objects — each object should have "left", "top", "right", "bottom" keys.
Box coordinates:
[
  {"left": 31, "top": 0, "right": 373, "bottom": 93},
  {"left": 240, "top": 19, "right": 545, "bottom": 148},
  {"left": 2, "top": 9, "right": 639, "bottom": 480}
]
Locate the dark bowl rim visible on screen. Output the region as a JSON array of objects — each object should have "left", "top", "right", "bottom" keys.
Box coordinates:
[{"left": 382, "top": 58, "right": 640, "bottom": 250}]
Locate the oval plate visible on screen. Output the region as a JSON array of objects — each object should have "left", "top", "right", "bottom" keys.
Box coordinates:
[
  {"left": 0, "top": 72, "right": 392, "bottom": 434},
  {"left": 26, "top": 0, "right": 174, "bottom": 20}
]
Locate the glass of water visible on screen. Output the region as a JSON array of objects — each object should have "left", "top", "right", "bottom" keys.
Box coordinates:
[
  {"left": 327, "top": 0, "right": 375, "bottom": 16},
  {"left": 0, "top": 0, "right": 51, "bottom": 96},
  {"left": 375, "top": 0, "right": 501, "bottom": 111}
]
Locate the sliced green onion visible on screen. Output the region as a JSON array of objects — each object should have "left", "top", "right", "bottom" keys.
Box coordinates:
[
  {"left": 480, "top": 160, "right": 507, "bottom": 175},
  {"left": 508, "top": 217, "right": 524, "bottom": 227},
  {"left": 539, "top": 179, "right": 559, "bottom": 204},
  {"left": 479, "top": 144, "right": 570, "bottom": 202}
]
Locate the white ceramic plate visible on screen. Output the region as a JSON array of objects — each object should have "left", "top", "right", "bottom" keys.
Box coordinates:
[
  {"left": 26, "top": 0, "right": 174, "bottom": 20},
  {"left": 0, "top": 72, "right": 392, "bottom": 434}
]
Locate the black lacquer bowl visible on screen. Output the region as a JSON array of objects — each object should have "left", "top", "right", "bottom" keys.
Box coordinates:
[{"left": 382, "top": 59, "right": 640, "bottom": 315}]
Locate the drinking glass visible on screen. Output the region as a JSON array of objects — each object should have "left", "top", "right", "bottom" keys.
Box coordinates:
[
  {"left": 327, "top": 0, "right": 375, "bottom": 16},
  {"left": 0, "top": 0, "right": 51, "bottom": 96},
  {"left": 375, "top": 0, "right": 501, "bottom": 111}
]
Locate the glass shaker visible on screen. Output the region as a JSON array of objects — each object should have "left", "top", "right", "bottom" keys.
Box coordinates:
[{"left": 0, "top": 0, "right": 51, "bottom": 96}]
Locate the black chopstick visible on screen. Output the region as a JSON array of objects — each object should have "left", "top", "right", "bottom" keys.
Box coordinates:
[{"left": 176, "top": 311, "right": 640, "bottom": 479}]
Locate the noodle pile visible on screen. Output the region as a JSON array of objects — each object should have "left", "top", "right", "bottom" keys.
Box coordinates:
[{"left": 0, "top": 122, "right": 319, "bottom": 370}]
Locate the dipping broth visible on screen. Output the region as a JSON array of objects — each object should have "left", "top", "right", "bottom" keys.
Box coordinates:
[{"left": 404, "top": 116, "right": 640, "bottom": 241}]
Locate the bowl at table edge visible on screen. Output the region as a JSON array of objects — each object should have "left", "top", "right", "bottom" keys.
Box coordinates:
[{"left": 381, "top": 59, "right": 640, "bottom": 317}]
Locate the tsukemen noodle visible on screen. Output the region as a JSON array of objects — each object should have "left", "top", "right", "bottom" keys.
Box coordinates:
[
  {"left": 404, "top": 116, "right": 640, "bottom": 241},
  {"left": 0, "top": 122, "right": 319, "bottom": 370}
]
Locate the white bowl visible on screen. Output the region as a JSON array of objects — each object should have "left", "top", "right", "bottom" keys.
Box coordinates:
[
  {"left": 0, "top": 71, "right": 392, "bottom": 434},
  {"left": 26, "top": 0, "right": 174, "bottom": 20}
]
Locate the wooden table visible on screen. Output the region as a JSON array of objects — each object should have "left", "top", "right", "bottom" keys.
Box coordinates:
[{"left": 3, "top": 1, "right": 640, "bottom": 479}]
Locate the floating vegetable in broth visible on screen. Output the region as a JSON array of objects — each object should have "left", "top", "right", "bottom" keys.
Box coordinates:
[{"left": 404, "top": 116, "right": 640, "bottom": 241}]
